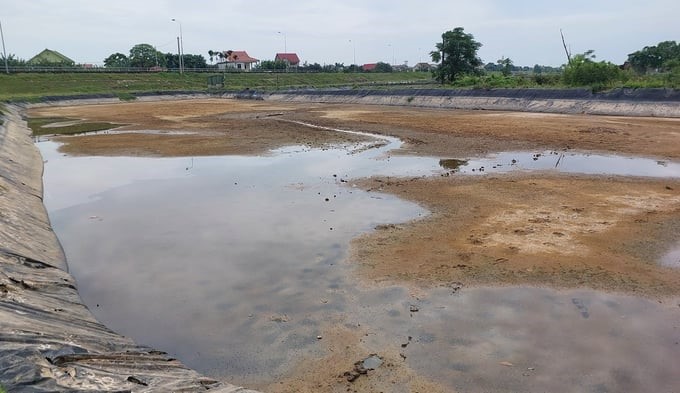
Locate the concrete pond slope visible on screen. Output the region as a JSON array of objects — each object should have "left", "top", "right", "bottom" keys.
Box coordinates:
[
  {"left": 264, "top": 87, "right": 680, "bottom": 117},
  {"left": 0, "top": 105, "right": 258, "bottom": 392}
]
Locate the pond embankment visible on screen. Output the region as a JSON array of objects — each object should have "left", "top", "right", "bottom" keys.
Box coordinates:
[
  {"left": 0, "top": 105, "right": 257, "bottom": 392},
  {"left": 262, "top": 87, "right": 680, "bottom": 117}
]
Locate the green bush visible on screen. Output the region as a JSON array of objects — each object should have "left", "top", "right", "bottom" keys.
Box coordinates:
[
  {"left": 532, "top": 73, "right": 562, "bottom": 86},
  {"left": 665, "top": 65, "right": 680, "bottom": 88},
  {"left": 563, "top": 51, "right": 623, "bottom": 90}
]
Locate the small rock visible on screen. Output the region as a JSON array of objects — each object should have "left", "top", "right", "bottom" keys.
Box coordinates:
[
  {"left": 270, "top": 315, "right": 289, "bottom": 323},
  {"left": 317, "top": 335, "right": 323, "bottom": 340},
  {"left": 499, "top": 361, "right": 514, "bottom": 367}
]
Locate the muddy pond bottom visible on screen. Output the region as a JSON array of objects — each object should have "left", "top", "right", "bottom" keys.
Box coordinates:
[{"left": 39, "top": 138, "right": 680, "bottom": 391}]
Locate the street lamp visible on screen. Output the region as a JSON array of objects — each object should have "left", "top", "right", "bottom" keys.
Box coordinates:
[
  {"left": 171, "top": 18, "right": 184, "bottom": 73},
  {"left": 0, "top": 19, "right": 8, "bottom": 74},
  {"left": 349, "top": 39, "right": 356, "bottom": 68},
  {"left": 387, "top": 43, "right": 395, "bottom": 66},
  {"left": 277, "top": 31, "right": 287, "bottom": 53}
]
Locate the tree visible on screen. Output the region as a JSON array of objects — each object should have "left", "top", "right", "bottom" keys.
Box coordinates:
[
  {"left": 628, "top": 40, "right": 680, "bottom": 74},
  {"left": 430, "top": 27, "right": 483, "bottom": 83},
  {"left": 0, "top": 53, "right": 26, "bottom": 67},
  {"left": 374, "top": 62, "right": 393, "bottom": 72},
  {"left": 258, "top": 59, "right": 287, "bottom": 70},
  {"left": 563, "top": 50, "right": 622, "bottom": 89},
  {"left": 103, "top": 53, "right": 129, "bottom": 68},
  {"left": 497, "top": 57, "right": 513, "bottom": 76},
  {"left": 183, "top": 54, "right": 207, "bottom": 69},
  {"left": 129, "top": 44, "right": 165, "bottom": 68}
]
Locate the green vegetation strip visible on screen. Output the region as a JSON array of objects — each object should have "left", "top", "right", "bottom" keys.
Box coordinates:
[
  {"left": 0, "top": 72, "right": 434, "bottom": 101},
  {"left": 27, "top": 117, "right": 122, "bottom": 136}
]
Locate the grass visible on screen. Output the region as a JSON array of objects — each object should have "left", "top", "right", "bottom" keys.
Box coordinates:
[
  {"left": 0, "top": 385, "right": 6, "bottom": 393},
  {"left": 1, "top": 70, "right": 675, "bottom": 103},
  {"left": 0, "top": 72, "right": 434, "bottom": 101},
  {"left": 27, "top": 116, "right": 122, "bottom": 136}
]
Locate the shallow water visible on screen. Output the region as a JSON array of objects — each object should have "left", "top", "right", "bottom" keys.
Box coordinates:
[
  {"left": 440, "top": 150, "right": 680, "bottom": 178},
  {"left": 38, "top": 131, "right": 680, "bottom": 390},
  {"left": 39, "top": 138, "right": 431, "bottom": 382}
]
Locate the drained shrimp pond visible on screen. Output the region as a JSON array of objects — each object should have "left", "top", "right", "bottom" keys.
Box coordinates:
[{"left": 32, "top": 99, "right": 680, "bottom": 392}]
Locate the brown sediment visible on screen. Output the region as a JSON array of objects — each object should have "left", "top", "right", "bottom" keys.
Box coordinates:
[
  {"left": 27, "top": 99, "right": 680, "bottom": 297},
  {"left": 257, "top": 319, "right": 451, "bottom": 393},
  {"left": 27, "top": 99, "right": 371, "bottom": 156},
  {"left": 350, "top": 175, "right": 680, "bottom": 297}
]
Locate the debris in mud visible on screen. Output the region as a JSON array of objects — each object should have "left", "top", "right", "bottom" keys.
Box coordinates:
[
  {"left": 409, "top": 304, "right": 419, "bottom": 312},
  {"left": 342, "top": 354, "right": 383, "bottom": 382},
  {"left": 401, "top": 336, "right": 412, "bottom": 348},
  {"left": 499, "top": 361, "right": 514, "bottom": 367},
  {"left": 445, "top": 282, "right": 463, "bottom": 294},
  {"left": 571, "top": 298, "right": 590, "bottom": 319},
  {"left": 127, "top": 376, "right": 149, "bottom": 386},
  {"left": 270, "top": 314, "right": 289, "bottom": 323}
]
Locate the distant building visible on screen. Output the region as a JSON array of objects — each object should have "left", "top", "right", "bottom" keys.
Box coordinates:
[
  {"left": 275, "top": 53, "right": 300, "bottom": 68},
  {"left": 362, "top": 63, "right": 377, "bottom": 72},
  {"left": 414, "top": 62, "right": 434, "bottom": 72},
  {"left": 217, "top": 50, "right": 259, "bottom": 71},
  {"left": 27, "top": 49, "right": 75, "bottom": 66}
]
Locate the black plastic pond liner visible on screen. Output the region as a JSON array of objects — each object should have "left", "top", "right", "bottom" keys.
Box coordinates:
[{"left": 0, "top": 106, "right": 258, "bottom": 393}]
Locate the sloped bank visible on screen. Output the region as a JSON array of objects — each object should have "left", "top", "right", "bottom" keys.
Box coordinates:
[
  {"left": 0, "top": 105, "right": 257, "bottom": 392},
  {"left": 261, "top": 87, "right": 680, "bottom": 117}
]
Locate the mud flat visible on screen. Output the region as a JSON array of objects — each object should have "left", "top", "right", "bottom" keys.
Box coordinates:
[
  {"left": 5, "top": 96, "right": 680, "bottom": 392},
  {"left": 0, "top": 105, "right": 257, "bottom": 392}
]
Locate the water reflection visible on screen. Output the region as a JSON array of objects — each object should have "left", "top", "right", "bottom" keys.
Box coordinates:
[
  {"left": 38, "top": 134, "right": 680, "bottom": 390},
  {"left": 39, "top": 139, "right": 430, "bottom": 382},
  {"left": 661, "top": 242, "right": 680, "bottom": 268},
  {"left": 439, "top": 150, "right": 680, "bottom": 178}
]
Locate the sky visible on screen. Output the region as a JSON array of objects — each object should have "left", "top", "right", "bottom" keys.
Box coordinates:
[{"left": 1, "top": 0, "right": 678, "bottom": 67}]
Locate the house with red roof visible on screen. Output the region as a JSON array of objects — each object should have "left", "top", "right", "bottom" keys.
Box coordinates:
[
  {"left": 217, "top": 50, "right": 259, "bottom": 71},
  {"left": 275, "top": 53, "right": 300, "bottom": 68}
]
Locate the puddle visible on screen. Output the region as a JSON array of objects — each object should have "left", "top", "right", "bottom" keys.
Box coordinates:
[
  {"left": 361, "top": 354, "right": 383, "bottom": 370},
  {"left": 38, "top": 138, "right": 431, "bottom": 383},
  {"left": 661, "top": 242, "right": 680, "bottom": 268},
  {"left": 350, "top": 286, "right": 680, "bottom": 393},
  {"left": 37, "top": 128, "right": 680, "bottom": 390},
  {"left": 440, "top": 150, "right": 680, "bottom": 178}
]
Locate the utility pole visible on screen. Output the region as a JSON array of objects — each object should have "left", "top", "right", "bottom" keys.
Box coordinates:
[
  {"left": 277, "top": 31, "right": 287, "bottom": 53},
  {"left": 176, "top": 37, "right": 182, "bottom": 72},
  {"left": 0, "top": 19, "right": 9, "bottom": 74},
  {"left": 172, "top": 18, "right": 184, "bottom": 73},
  {"left": 349, "top": 39, "right": 356, "bottom": 70}
]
